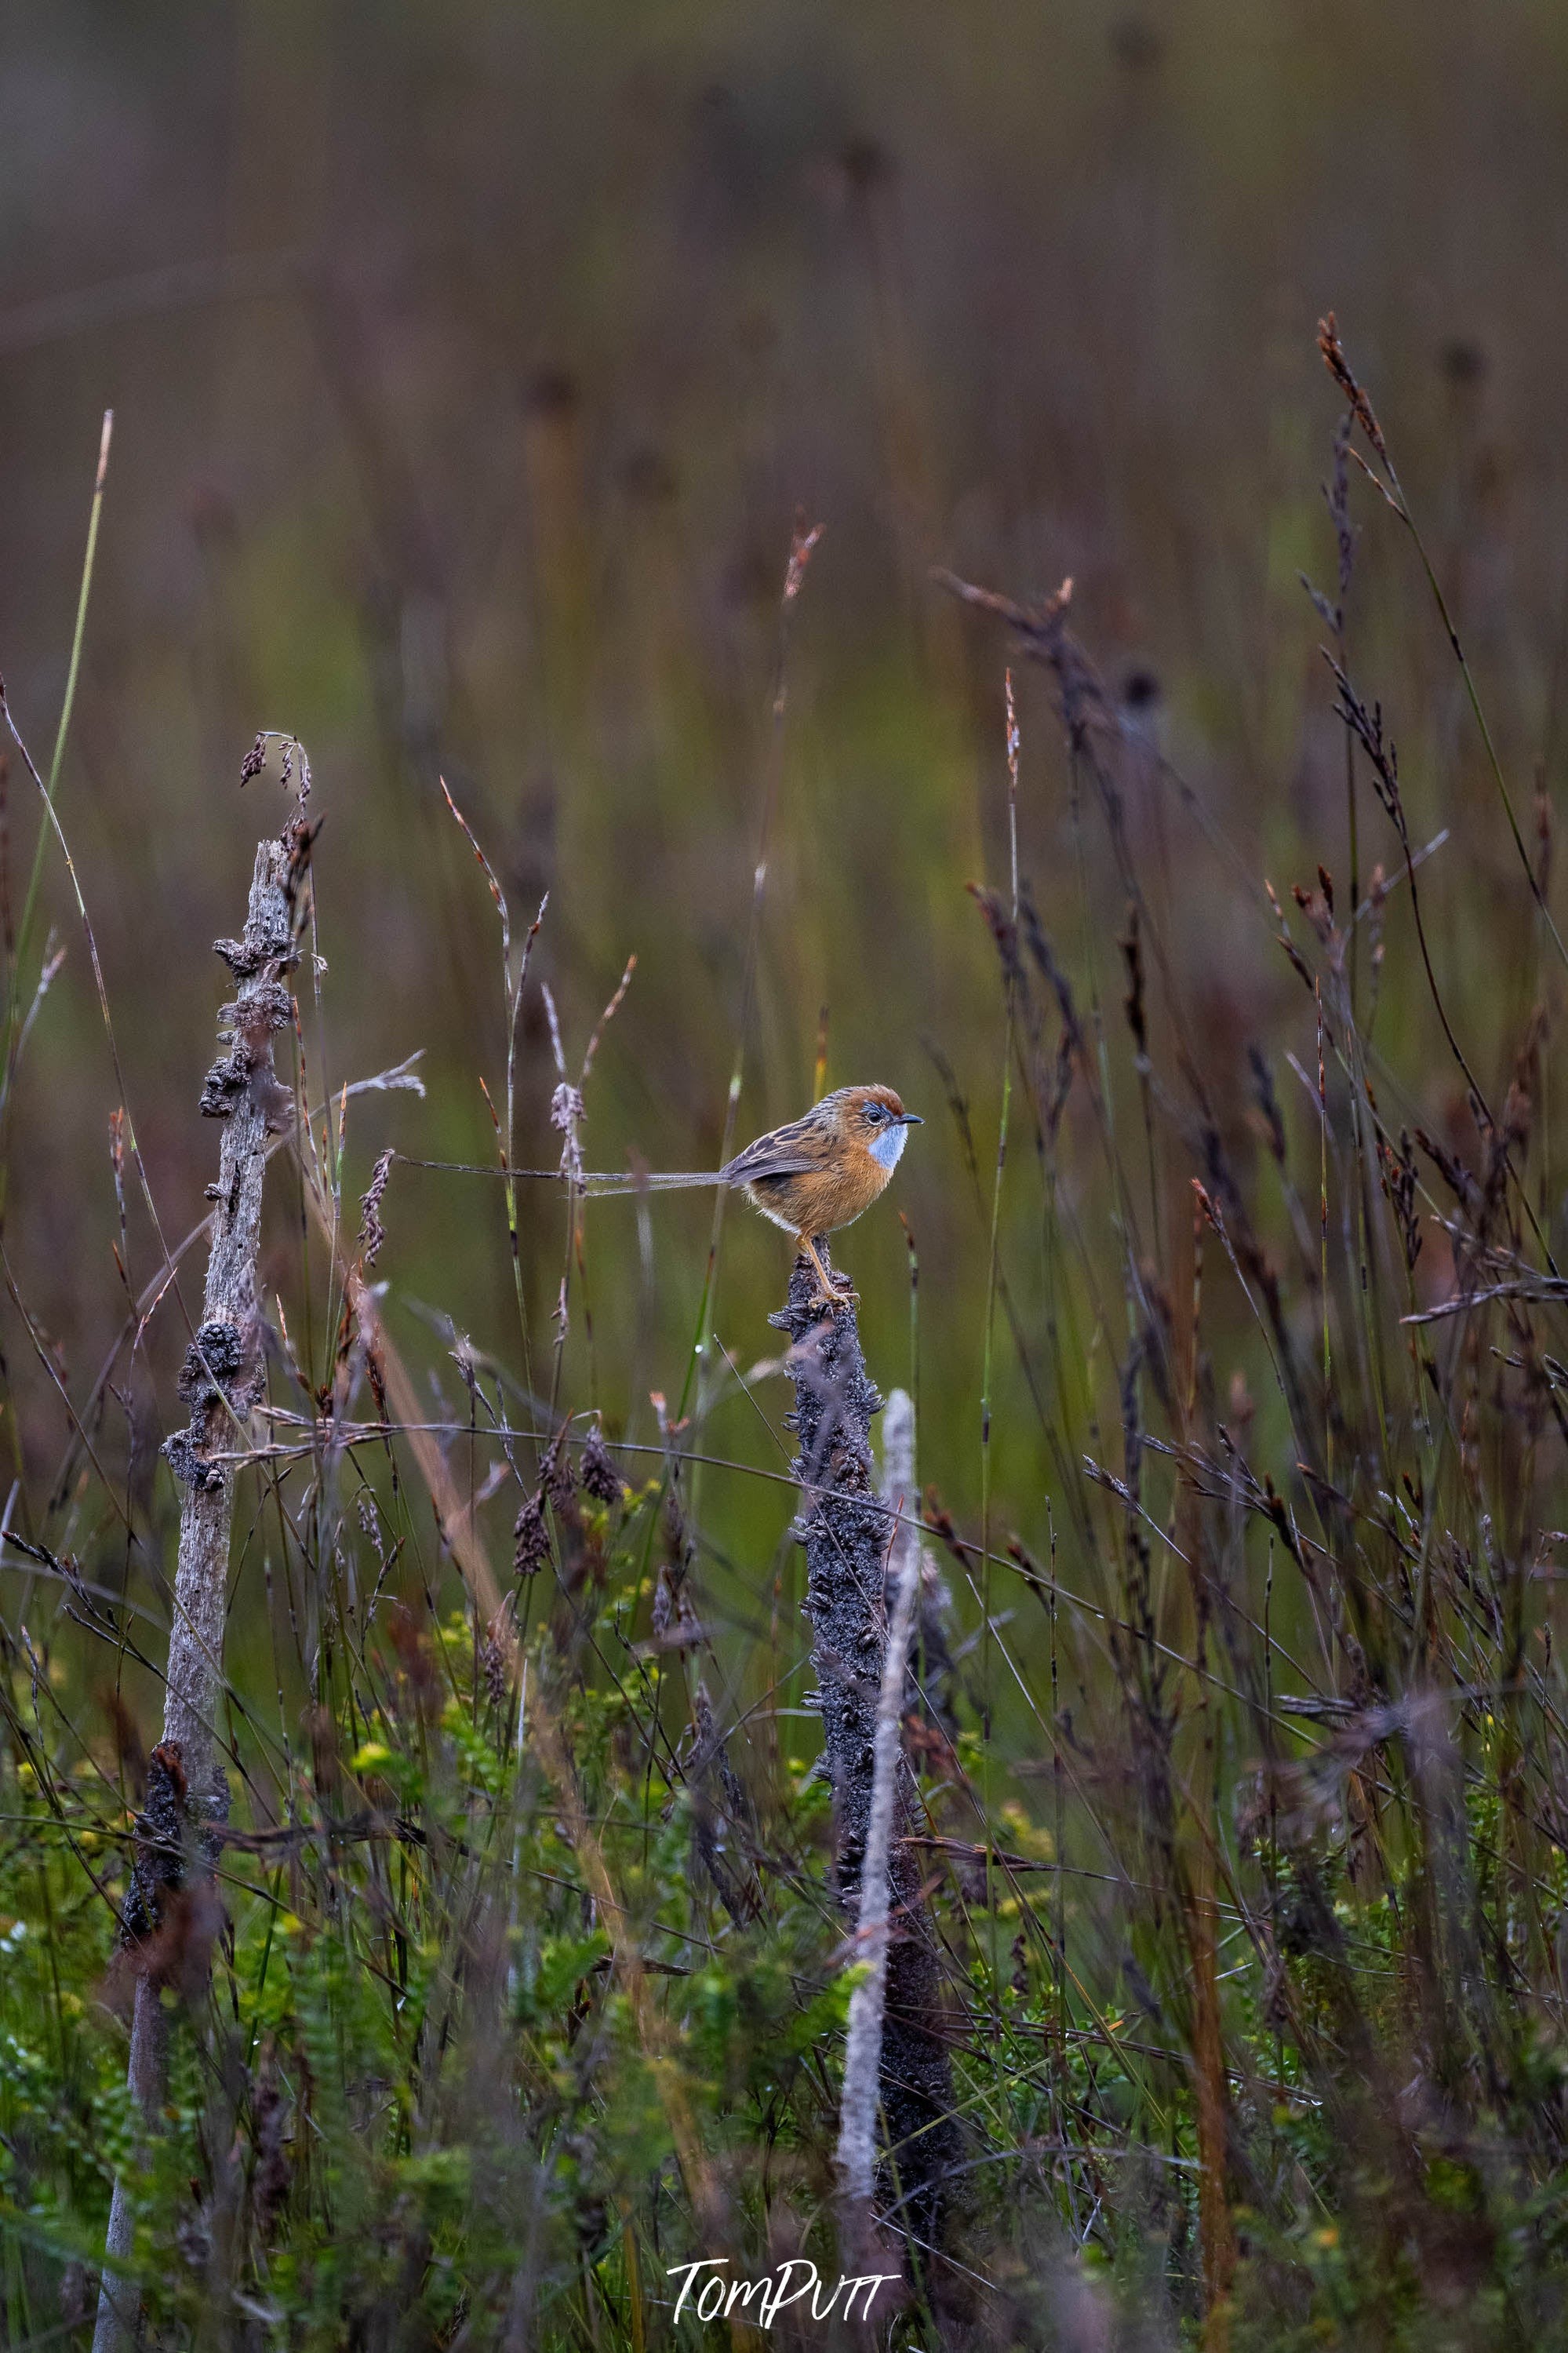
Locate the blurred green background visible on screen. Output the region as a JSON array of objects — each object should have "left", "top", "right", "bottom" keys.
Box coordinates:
[{"left": 5, "top": 0, "right": 1568, "bottom": 1668}]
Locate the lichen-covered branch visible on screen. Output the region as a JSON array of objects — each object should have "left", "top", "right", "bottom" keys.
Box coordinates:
[
  {"left": 770, "top": 1248, "right": 956, "bottom": 2254},
  {"left": 95, "top": 812, "right": 311, "bottom": 2353}
]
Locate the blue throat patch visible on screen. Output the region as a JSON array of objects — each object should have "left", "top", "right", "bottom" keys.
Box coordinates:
[{"left": 868, "top": 1122, "right": 909, "bottom": 1173}]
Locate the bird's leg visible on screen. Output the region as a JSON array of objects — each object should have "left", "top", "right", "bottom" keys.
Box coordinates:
[{"left": 799, "top": 1233, "right": 856, "bottom": 1308}]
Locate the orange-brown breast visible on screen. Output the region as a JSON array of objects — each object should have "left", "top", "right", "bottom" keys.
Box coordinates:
[{"left": 740, "top": 1143, "right": 891, "bottom": 1237}]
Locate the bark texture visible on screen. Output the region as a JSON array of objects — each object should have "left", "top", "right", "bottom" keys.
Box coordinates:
[
  {"left": 95, "top": 821, "right": 307, "bottom": 2353},
  {"left": 770, "top": 1246, "right": 957, "bottom": 2251}
]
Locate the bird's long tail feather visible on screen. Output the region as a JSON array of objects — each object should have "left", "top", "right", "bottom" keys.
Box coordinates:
[
  {"left": 577, "top": 1169, "right": 729, "bottom": 1197},
  {"left": 435, "top": 1164, "right": 732, "bottom": 1193}
]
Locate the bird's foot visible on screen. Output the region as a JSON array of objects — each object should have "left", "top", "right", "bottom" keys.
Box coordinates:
[
  {"left": 798, "top": 1237, "right": 856, "bottom": 1313},
  {"left": 806, "top": 1277, "right": 858, "bottom": 1313}
]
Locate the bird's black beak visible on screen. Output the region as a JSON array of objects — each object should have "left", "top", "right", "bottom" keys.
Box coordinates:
[{"left": 901, "top": 1113, "right": 923, "bottom": 1126}]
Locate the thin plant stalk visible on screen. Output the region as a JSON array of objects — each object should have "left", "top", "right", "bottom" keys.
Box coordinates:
[
  {"left": 978, "top": 672, "right": 1020, "bottom": 2036},
  {"left": 5, "top": 410, "right": 112, "bottom": 1116},
  {"left": 1319, "top": 313, "right": 1568, "bottom": 974},
  {"left": 677, "top": 517, "right": 821, "bottom": 1437}
]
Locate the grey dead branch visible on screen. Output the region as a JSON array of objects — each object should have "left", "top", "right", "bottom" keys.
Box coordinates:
[
  {"left": 770, "top": 1251, "right": 957, "bottom": 2267},
  {"left": 95, "top": 811, "right": 313, "bottom": 2353}
]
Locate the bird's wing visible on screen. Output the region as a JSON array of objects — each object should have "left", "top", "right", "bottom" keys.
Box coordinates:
[{"left": 721, "top": 1120, "right": 823, "bottom": 1186}]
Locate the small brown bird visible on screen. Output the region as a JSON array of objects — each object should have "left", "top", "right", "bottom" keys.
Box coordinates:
[{"left": 588, "top": 1084, "right": 922, "bottom": 1301}]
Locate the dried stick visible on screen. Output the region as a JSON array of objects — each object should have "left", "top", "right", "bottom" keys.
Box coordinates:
[
  {"left": 95, "top": 808, "right": 310, "bottom": 2352},
  {"left": 771, "top": 1255, "right": 956, "bottom": 2259}
]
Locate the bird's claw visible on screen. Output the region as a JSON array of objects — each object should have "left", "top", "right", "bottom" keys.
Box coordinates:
[{"left": 807, "top": 1280, "right": 858, "bottom": 1313}]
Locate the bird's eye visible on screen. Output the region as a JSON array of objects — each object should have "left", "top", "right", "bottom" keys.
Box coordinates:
[{"left": 865, "top": 1102, "right": 885, "bottom": 1124}]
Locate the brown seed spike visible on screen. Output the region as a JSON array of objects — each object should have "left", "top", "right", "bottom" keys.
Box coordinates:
[
  {"left": 580, "top": 1421, "right": 625, "bottom": 1506},
  {"left": 1316, "top": 311, "right": 1388, "bottom": 463},
  {"left": 538, "top": 1426, "right": 578, "bottom": 1517},
  {"left": 358, "top": 1148, "right": 394, "bottom": 1270},
  {"left": 512, "top": 1492, "right": 549, "bottom": 1577}
]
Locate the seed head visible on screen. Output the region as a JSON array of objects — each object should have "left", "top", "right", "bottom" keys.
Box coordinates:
[{"left": 512, "top": 1492, "right": 549, "bottom": 1576}]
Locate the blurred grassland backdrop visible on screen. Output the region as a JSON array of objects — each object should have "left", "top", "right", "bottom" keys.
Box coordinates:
[
  {"left": 9, "top": 0, "right": 1568, "bottom": 1603},
  {"left": 8, "top": 0, "right": 1568, "bottom": 2336}
]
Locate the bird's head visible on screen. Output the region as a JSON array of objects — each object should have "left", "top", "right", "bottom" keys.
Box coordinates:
[{"left": 828, "top": 1083, "right": 923, "bottom": 1171}]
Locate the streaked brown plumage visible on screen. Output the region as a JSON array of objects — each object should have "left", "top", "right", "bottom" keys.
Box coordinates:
[
  {"left": 585, "top": 1083, "right": 922, "bottom": 1299},
  {"left": 722, "top": 1083, "right": 922, "bottom": 1295}
]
